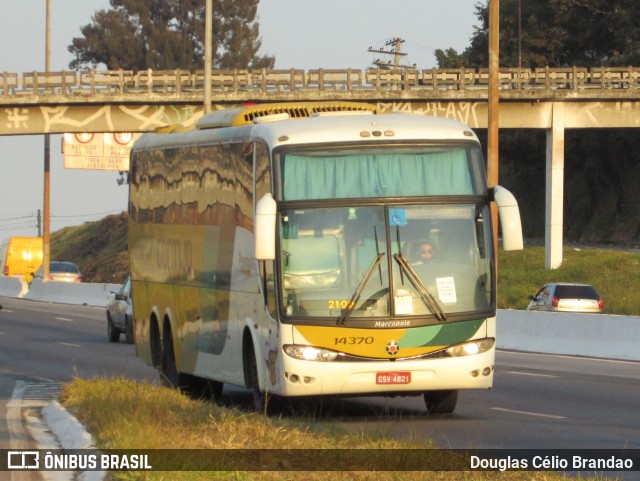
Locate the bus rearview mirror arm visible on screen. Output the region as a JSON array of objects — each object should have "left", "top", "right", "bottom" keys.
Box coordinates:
[{"left": 491, "top": 185, "right": 524, "bottom": 251}]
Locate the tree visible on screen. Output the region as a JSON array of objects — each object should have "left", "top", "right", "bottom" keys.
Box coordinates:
[
  {"left": 437, "top": 1, "right": 640, "bottom": 244},
  {"left": 68, "top": 0, "right": 274, "bottom": 71},
  {"left": 459, "top": 0, "right": 640, "bottom": 68},
  {"left": 434, "top": 48, "right": 466, "bottom": 68}
]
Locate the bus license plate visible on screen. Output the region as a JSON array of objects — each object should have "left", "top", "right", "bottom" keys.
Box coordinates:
[{"left": 376, "top": 372, "right": 411, "bottom": 384}]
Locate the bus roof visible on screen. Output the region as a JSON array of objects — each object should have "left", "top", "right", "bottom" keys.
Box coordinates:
[
  {"left": 134, "top": 103, "right": 478, "bottom": 152},
  {"left": 251, "top": 110, "right": 479, "bottom": 147}
]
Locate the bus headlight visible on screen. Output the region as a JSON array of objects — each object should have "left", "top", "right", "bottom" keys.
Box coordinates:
[
  {"left": 284, "top": 344, "right": 339, "bottom": 362},
  {"left": 446, "top": 338, "right": 494, "bottom": 357}
]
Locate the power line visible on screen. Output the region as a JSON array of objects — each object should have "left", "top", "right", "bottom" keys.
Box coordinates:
[
  {"left": 0, "top": 214, "right": 37, "bottom": 224},
  {"left": 0, "top": 209, "right": 125, "bottom": 235},
  {"left": 51, "top": 209, "right": 125, "bottom": 219},
  {"left": 1, "top": 210, "right": 124, "bottom": 223},
  {"left": 0, "top": 221, "right": 38, "bottom": 232}
]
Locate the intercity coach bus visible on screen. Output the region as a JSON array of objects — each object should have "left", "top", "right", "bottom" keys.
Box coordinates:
[{"left": 128, "top": 102, "right": 523, "bottom": 414}]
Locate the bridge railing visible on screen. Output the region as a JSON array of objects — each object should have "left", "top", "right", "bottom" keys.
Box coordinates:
[{"left": 1, "top": 67, "right": 640, "bottom": 98}]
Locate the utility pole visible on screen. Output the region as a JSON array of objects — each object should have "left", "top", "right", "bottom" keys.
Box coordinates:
[
  {"left": 518, "top": 0, "right": 522, "bottom": 69},
  {"left": 204, "top": 0, "right": 213, "bottom": 114},
  {"left": 488, "top": 0, "right": 500, "bottom": 262},
  {"left": 43, "top": 0, "right": 51, "bottom": 281},
  {"left": 368, "top": 38, "right": 416, "bottom": 69}
]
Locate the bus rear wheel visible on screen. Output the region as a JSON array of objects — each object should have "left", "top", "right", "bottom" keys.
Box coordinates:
[
  {"left": 424, "top": 390, "right": 458, "bottom": 414},
  {"left": 160, "top": 328, "right": 182, "bottom": 389}
]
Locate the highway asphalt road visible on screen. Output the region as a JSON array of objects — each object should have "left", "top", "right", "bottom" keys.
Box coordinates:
[{"left": 1, "top": 296, "right": 639, "bottom": 479}]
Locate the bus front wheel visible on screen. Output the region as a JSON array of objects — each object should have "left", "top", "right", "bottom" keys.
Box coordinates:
[
  {"left": 245, "top": 343, "right": 268, "bottom": 413},
  {"left": 424, "top": 390, "right": 458, "bottom": 414}
]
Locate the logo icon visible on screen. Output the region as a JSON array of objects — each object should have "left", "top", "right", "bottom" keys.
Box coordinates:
[
  {"left": 7, "top": 451, "right": 39, "bottom": 470},
  {"left": 385, "top": 340, "right": 400, "bottom": 356}
]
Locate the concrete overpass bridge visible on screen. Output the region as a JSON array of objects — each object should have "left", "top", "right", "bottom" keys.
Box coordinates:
[{"left": 2, "top": 66, "right": 640, "bottom": 268}]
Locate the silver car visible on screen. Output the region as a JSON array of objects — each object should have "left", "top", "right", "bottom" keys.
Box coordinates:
[
  {"left": 106, "top": 277, "right": 134, "bottom": 344},
  {"left": 32, "top": 261, "right": 82, "bottom": 283},
  {"left": 527, "top": 283, "right": 603, "bottom": 313}
]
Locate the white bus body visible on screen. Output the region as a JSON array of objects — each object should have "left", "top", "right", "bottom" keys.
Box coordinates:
[{"left": 129, "top": 102, "right": 522, "bottom": 413}]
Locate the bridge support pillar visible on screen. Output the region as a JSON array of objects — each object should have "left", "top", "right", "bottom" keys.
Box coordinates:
[{"left": 545, "top": 102, "right": 565, "bottom": 269}]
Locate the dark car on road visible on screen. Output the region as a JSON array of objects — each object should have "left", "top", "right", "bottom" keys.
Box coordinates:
[
  {"left": 106, "top": 277, "right": 134, "bottom": 343},
  {"left": 527, "top": 282, "right": 603, "bottom": 313}
]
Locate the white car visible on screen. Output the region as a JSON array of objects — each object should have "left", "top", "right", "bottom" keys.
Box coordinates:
[
  {"left": 106, "top": 277, "right": 134, "bottom": 343},
  {"left": 527, "top": 282, "right": 603, "bottom": 313}
]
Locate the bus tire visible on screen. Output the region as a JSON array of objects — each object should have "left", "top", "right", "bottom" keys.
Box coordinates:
[
  {"left": 160, "top": 325, "right": 182, "bottom": 389},
  {"left": 150, "top": 317, "right": 161, "bottom": 368},
  {"left": 424, "top": 390, "right": 458, "bottom": 414},
  {"left": 244, "top": 341, "right": 267, "bottom": 413},
  {"left": 124, "top": 315, "right": 134, "bottom": 344},
  {"left": 107, "top": 313, "right": 120, "bottom": 343}
]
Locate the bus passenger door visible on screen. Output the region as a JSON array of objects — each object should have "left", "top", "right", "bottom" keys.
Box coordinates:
[{"left": 259, "top": 259, "right": 281, "bottom": 389}]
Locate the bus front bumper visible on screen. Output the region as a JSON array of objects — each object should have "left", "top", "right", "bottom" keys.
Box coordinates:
[{"left": 276, "top": 347, "right": 495, "bottom": 397}]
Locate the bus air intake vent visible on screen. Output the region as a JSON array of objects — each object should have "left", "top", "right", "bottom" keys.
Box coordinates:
[{"left": 197, "top": 102, "right": 377, "bottom": 129}]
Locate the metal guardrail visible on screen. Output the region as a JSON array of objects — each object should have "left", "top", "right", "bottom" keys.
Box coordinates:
[{"left": 1, "top": 67, "right": 640, "bottom": 98}]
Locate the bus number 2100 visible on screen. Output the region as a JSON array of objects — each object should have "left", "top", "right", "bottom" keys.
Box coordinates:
[{"left": 333, "top": 337, "right": 374, "bottom": 346}]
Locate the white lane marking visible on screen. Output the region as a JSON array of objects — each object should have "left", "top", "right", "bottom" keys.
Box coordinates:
[
  {"left": 505, "top": 371, "right": 559, "bottom": 378},
  {"left": 58, "top": 342, "right": 81, "bottom": 348},
  {"left": 491, "top": 407, "right": 567, "bottom": 419},
  {"left": 55, "top": 317, "right": 73, "bottom": 322}
]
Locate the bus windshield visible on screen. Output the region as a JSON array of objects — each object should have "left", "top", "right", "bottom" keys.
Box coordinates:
[
  {"left": 279, "top": 203, "right": 493, "bottom": 324},
  {"left": 278, "top": 144, "right": 485, "bottom": 200}
]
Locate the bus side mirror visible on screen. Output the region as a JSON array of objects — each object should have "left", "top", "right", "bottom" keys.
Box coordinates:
[
  {"left": 492, "top": 185, "right": 524, "bottom": 251},
  {"left": 255, "top": 193, "right": 277, "bottom": 260}
]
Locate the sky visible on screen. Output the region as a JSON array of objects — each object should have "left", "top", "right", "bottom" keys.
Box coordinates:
[{"left": 0, "top": 0, "right": 478, "bottom": 238}]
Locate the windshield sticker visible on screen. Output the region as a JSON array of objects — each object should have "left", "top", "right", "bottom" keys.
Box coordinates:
[
  {"left": 436, "top": 277, "right": 457, "bottom": 304},
  {"left": 394, "top": 293, "right": 414, "bottom": 315},
  {"left": 389, "top": 208, "right": 407, "bottom": 226}
]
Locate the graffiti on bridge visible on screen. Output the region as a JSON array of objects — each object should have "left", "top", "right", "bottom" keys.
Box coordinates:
[
  {"left": 3, "top": 104, "right": 203, "bottom": 135},
  {"left": 378, "top": 101, "right": 483, "bottom": 129}
]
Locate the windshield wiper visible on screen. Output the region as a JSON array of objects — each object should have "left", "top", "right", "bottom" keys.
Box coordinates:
[
  {"left": 393, "top": 253, "right": 447, "bottom": 322},
  {"left": 337, "top": 252, "right": 385, "bottom": 325}
]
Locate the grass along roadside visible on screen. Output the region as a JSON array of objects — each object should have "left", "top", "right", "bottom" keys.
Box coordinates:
[{"left": 61, "top": 378, "right": 584, "bottom": 481}]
